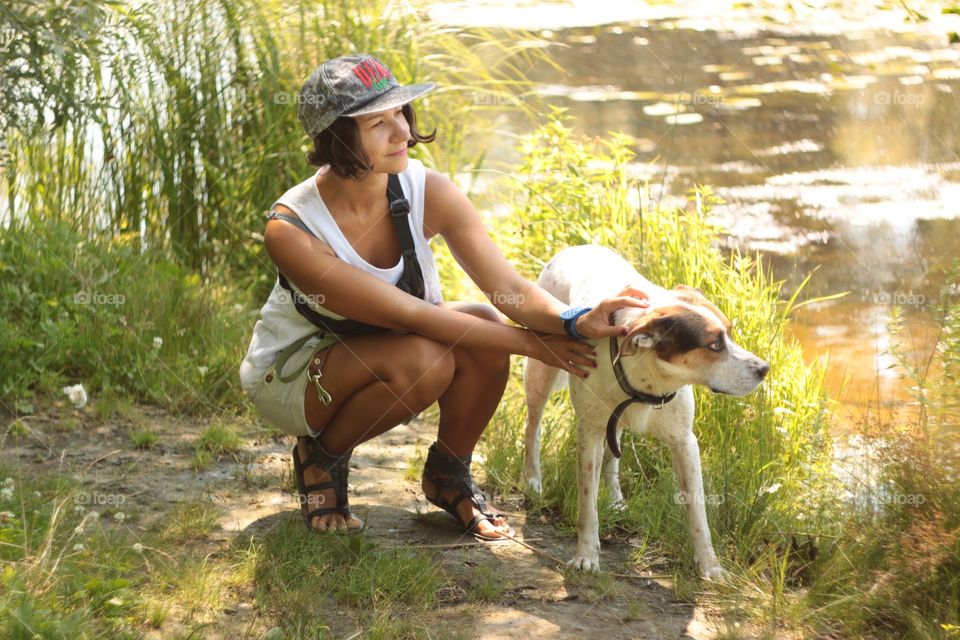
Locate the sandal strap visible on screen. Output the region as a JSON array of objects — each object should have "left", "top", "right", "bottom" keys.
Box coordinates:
[
  {"left": 424, "top": 442, "right": 507, "bottom": 526},
  {"left": 306, "top": 506, "right": 352, "bottom": 521},
  {"left": 294, "top": 438, "right": 353, "bottom": 517},
  {"left": 464, "top": 512, "right": 491, "bottom": 534}
]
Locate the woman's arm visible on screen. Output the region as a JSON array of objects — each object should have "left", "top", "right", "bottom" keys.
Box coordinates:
[
  {"left": 263, "top": 218, "right": 598, "bottom": 378},
  {"left": 423, "top": 170, "right": 649, "bottom": 338}
]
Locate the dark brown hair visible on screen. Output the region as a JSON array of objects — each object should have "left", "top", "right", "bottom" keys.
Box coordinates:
[{"left": 306, "top": 103, "right": 436, "bottom": 179}]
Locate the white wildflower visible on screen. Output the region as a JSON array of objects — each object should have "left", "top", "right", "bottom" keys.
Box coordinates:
[
  {"left": 113, "top": 512, "right": 126, "bottom": 522},
  {"left": 73, "top": 543, "right": 85, "bottom": 552},
  {"left": 88, "top": 511, "right": 100, "bottom": 520},
  {"left": 0, "top": 511, "right": 15, "bottom": 522},
  {"left": 132, "top": 542, "right": 144, "bottom": 553},
  {"left": 0, "top": 487, "right": 13, "bottom": 501},
  {"left": 33, "top": 491, "right": 40, "bottom": 498},
  {"left": 74, "top": 525, "right": 85, "bottom": 534},
  {"left": 62, "top": 384, "right": 88, "bottom": 409},
  {"left": 197, "top": 366, "right": 209, "bottom": 377},
  {"left": 74, "top": 505, "right": 86, "bottom": 514},
  {"left": 2, "top": 478, "right": 13, "bottom": 488},
  {"left": 152, "top": 336, "right": 163, "bottom": 350},
  {"left": 762, "top": 482, "right": 782, "bottom": 495}
]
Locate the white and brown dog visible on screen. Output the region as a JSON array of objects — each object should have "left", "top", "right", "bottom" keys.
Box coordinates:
[{"left": 523, "top": 245, "right": 769, "bottom": 579}]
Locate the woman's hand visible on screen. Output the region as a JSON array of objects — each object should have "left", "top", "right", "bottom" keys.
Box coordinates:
[
  {"left": 574, "top": 286, "right": 651, "bottom": 340},
  {"left": 525, "top": 332, "right": 598, "bottom": 379}
]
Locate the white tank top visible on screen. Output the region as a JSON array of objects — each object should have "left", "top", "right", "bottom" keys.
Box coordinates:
[{"left": 238, "top": 159, "right": 443, "bottom": 390}]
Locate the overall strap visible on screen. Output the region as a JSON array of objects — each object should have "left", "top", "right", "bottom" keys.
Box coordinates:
[
  {"left": 264, "top": 174, "right": 426, "bottom": 346},
  {"left": 266, "top": 211, "right": 314, "bottom": 236},
  {"left": 387, "top": 173, "right": 425, "bottom": 300}
]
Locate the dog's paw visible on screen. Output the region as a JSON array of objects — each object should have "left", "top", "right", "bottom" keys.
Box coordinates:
[
  {"left": 524, "top": 476, "right": 543, "bottom": 495},
  {"left": 567, "top": 554, "right": 600, "bottom": 572},
  {"left": 699, "top": 564, "right": 729, "bottom": 582}
]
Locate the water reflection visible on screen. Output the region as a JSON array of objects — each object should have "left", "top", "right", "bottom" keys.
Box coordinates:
[{"left": 491, "top": 20, "right": 960, "bottom": 428}]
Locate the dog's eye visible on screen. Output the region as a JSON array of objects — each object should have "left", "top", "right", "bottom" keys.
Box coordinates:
[{"left": 707, "top": 338, "right": 725, "bottom": 352}]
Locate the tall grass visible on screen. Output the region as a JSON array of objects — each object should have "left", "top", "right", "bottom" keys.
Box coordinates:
[
  {"left": 0, "top": 0, "right": 549, "bottom": 410},
  {"left": 2, "top": 0, "right": 547, "bottom": 277},
  {"left": 472, "top": 114, "right": 839, "bottom": 574},
  {"left": 469, "top": 115, "right": 960, "bottom": 638}
]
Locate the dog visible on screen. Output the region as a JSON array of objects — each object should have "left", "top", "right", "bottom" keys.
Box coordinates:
[{"left": 523, "top": 245, "right": 769, "bottom": 579}]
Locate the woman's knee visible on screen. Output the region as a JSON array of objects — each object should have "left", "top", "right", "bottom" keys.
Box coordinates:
[
  {"left": 449, "top": 304, "right": 510, "bottom": 374},
  {"left": 390, "top": 335, "right": 455, "bottom": 405}
]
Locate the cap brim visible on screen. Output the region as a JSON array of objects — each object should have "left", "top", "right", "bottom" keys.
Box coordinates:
[{"left": 343, "top": 82, "right": 436, "bottom": 117}]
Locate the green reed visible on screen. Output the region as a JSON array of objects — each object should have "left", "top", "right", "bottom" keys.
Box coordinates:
[{"left": 2, "top": 0, "right": 547, "bottom": 286}]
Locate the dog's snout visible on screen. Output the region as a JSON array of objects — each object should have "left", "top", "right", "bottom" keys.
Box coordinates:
[{"left": 754, "top": 360, "right": 770, "bottom": 379}]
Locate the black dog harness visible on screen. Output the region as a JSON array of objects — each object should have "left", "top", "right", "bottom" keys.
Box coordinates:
[{"left": 605, "top": 335, "right": 678, "bottom": 458}]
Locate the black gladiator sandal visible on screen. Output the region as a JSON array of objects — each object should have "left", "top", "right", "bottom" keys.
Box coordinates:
[
  {"left": 292, "top": 437, "right": 362, "bottom": 531},
  {"left": 422, "top": 442, "right": 513, "bottom": 542}
]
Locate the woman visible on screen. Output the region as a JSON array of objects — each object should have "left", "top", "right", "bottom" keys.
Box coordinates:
[{"left": 239, "top": 54, "right": 649, "bottom": 541}]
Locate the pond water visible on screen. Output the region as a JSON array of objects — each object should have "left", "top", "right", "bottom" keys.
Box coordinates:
[{"left": 434, "top": 2, "right": 960, "bottom": 443}]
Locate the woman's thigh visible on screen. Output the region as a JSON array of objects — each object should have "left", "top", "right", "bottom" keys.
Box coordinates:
[{"left": 303, "top": 331, "right": 455, "bottom": 433}]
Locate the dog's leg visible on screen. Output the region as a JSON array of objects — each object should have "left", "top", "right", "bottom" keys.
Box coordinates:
[
  {"left": 569, "top": 421, "right": 604, "bottom": 572},
  {"left": 522, "top": 357, "right": 561, "bottom": 494},
  {"left": 602, "top": 435, "right": 625, "bottom": 509},
  {"left": 668, "top": 431, "right": 725, "bottom": 580}
]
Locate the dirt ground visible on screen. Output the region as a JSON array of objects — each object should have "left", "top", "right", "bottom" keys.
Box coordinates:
[{"left": 3, "top": 404, "right": 730, "bottom": 639}]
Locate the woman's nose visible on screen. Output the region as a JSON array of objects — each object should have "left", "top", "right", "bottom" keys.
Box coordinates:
[{"left": 390, "top": 116, "right": 410, "bottom": 141}]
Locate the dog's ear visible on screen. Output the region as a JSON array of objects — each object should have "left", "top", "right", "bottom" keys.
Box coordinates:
[
  {"left": 613, "top": 312, "right": 664, "bottom": 364},
  {"left": 673, "top": 284, "right": 732, "bottom": 331},
  {"left": 673, "top": 284, "right": 706, "bottom": 299}
]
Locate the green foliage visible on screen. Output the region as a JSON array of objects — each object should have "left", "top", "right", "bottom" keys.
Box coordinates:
[
  {"left": 252, "top": 519, "right": 444, "bottom": 636},
  {"left": 2, "top": 0, "right": 548, "bottom": 291},
  {"left": 801, "top": 264, "right": 960, "bottom": 639},
  {"left": 195, "top": 422, "right": 244, "bottom": 458},
  {"left": 0, "top": 220, "right": 250, "bottom": 412},
  {"left": 478, "top": 112, "right": 838, "bottom": 573},
  {"left": 0, "top": 466, "right": 145, "bottom": 639}
]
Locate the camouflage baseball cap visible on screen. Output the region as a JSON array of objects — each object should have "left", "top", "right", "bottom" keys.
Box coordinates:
[{"left": 297, "top": 54, "right": 436, "bottom": 138}]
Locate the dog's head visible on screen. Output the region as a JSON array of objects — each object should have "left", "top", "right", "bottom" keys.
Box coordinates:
[{"left": 613, "top": 285, "right": 769, "bottom": 396}]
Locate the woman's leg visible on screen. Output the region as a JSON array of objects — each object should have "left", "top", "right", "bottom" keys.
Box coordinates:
[
  {"left": 298, "top": 302, "right": 512, "bottom": 536},
  {"left": 298, "top": 332, "right": 456, "bottom": 530},
  {"left": 423, "top": 302, "right": 513, "bottom": 538}
]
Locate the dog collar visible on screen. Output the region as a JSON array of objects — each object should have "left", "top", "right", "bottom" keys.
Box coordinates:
[{"left": 605, "top": 336, "right": 678, "bottom": 458}]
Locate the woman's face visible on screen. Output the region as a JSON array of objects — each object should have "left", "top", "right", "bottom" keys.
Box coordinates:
[{"left": 353, "top": 106, "right": 411, "bottom": 174}]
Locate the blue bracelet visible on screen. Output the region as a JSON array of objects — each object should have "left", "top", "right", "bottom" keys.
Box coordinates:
[{"left": 560, "top": 306, "right": 593, "bottom": 341}]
